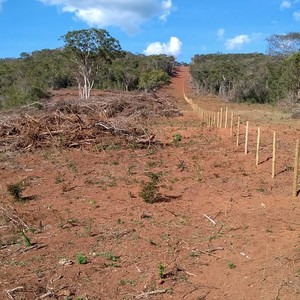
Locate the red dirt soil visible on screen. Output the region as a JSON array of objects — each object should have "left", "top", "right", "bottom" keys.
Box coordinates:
[{"left": 0, "top": 67, "right": 300, "bottom": 300}]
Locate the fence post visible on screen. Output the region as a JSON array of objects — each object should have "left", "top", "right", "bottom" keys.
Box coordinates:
[
  {"left": 230, "top": 112, "right": 234, "bottom": 137},
  {"left": 236, "top": 116, "right": 240, "bottom": 146},
  {"left": 293, "top": 140, "right": 300, "bottom": 197},
  {"left": 225, "top": 107, "right": 228, "bottom": 128},
  {"left": 245, "top": 121, "right": 249, "bottom": 154},
  {"left": 213, "top": 112, "right": 216, "bottom": 127},
  {"left": 272, "top": 132, "right": 276, "bottom": 179},
  {"left": 256, "top": 127, "right": 261, "bottom": 166}
]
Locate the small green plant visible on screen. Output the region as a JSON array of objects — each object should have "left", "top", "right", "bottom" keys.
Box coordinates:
[
  {"left": 21, "top": 230, "right": 32, "bottom": 247},
  {"left": 76, "top": 253, "right": 88, "bottom": 265},
  {"left": 256, "top": 187, "right": 266, "bottom": 193},
  {"left": 147, "top": 172, "right": 161, "bottom": 183},
  {"left": 120, "top": 279, "right": 137, "bottom": 286},
  {"left": 296, "top": 268, "right": 300, "bottom": 277},
  {"left": 227, "top": 262, "right": 236, "bottom": 269},
  {"left": 139, "top": 172, "right": 161, "bottom": 204},
  {"left": 173, "top": 133, "right": 182, "bottom": 144},
  {"left": 158, "top": 263, "right": 165, "bottom": 278},
  {"left": 7, "top": 182, "right": 24, "bottom": 201},
  {"left": 105, "top": 262, "right": 121, "bottom": 268},
  {"left": 140, "top": 182, "right": 158, "bottom": 203},
  {"left": 189, "top": 251, "right": 200, "bottom": 258},
  {"left": 100, "top": 252, "right": 120, "bottom": 262},
  {"left": 29, "top": 225, "right": 36, "bottom": 233}
]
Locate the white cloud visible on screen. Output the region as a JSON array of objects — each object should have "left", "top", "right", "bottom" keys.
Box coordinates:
[
  {"left": 294, "top": 11, "right": 300, "bottom": 20},
  {"left": 280, "top": 0, "right": 291, "bottom": 9},
  {"left": 38, "top": 0, "right": 173, "bottom": 34},
  {"left": 225, "top": 35, "right": 250, "bottom": 50},
  {"left": 144, "top": 37, "right": 182, "bottom": 57},
  {"left": 160, "top": 0, "right": 172, "bottom": 21},
  {"left": 217, "top": 28, "right": 225, "bottom": 40}
]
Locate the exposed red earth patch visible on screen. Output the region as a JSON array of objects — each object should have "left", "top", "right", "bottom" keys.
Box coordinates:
[{"left": 0, "top": 67, "right": 299, "bottom": 300}]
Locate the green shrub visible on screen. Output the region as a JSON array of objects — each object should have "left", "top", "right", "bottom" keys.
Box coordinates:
[
  {"left": 7, "top": 182, "right": 24, "bottom": 201},
  {"left": 76, "top": 253, "right": 88, "bottom": 265}
]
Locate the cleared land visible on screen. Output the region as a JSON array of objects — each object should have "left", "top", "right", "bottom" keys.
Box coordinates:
[{"left": 0, "top": 67, "right": 299, "bottom": 300}]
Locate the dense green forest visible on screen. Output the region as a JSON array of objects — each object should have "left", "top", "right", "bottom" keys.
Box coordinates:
[
  {"left": 0, "top": 30, "right": 299, "bottom": 110},
  {"left": 190, "top": 33, "right": 300, "bottom": 104},
  {"left": 0, "top": 28, "right": 176, "bottom": 110},
  {"left": 0, "top": 50, "right": 175, "bottom": 110}
]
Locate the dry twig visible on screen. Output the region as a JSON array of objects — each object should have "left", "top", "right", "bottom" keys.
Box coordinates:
[
  {"left": 5, "top": 286, "right": 24, "bottom": 299},
  {"left": 203, "top": 214, "right": 216, "bottom": 225},
  {"left": 136, "top": 289, "right": 170, "bottom": 299}
]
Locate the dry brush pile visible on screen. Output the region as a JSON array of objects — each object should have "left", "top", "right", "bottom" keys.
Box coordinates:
[{"left": 0, "top": 91, "right": 181, "bottom": 152}]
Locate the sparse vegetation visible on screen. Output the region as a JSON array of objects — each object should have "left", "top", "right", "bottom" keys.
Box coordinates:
[
  {"left": 120, "top": 279, "right": 137, "bottom": 286},
  {"left": 158, "top": 263, "right": 165, "bottom": 278},
  {"left": 21, "top": 230, "right": 32, "bottom": 247},
  {"left": 139, "top": 172, "right": 162, "bottom": 203},
  {"left": 99, "top": 252, "right": 120, "bottom": 262},
  {"left": 0, "top": 66, "right": 299, "bottom": 300},
  {"left": 7, "top": 182, "right": 24, "bottom": 201},
  {"left": 227, "top": 262, "right": 236, "bottom": 269},
  {"left": 173, "top": 133, "right": 182, "bottom": 144},
  {"left": 76, "top": 253, "right": 88, "bottom": 265}
]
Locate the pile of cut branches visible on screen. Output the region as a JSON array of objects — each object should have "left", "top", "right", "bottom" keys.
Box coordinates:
[{"left": 0, "top": 91, "right": 180, "bottom": 152}]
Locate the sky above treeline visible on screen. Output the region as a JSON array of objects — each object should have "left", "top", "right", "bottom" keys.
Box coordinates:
[{"left": 0, "top": 0, "right": 299, "bottom": 62}]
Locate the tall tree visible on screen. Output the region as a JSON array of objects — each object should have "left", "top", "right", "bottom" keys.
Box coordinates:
[
  {"left": 283, "top": 52, "right": 300, "bottom": 101},
  {"left": 61, "top": 28, "right": 122, "bottom": 99}
]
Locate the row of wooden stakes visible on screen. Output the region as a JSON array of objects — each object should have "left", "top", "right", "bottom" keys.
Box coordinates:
[{"left": 184, "top": 93, "right": 300, "bottom": 198}]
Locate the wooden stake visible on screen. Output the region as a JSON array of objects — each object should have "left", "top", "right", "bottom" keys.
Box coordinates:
[
  {"left": 207, "top": 112, "right": 210, "bottom": 127},
  {"left": 220, "top": 108, "right": 223, "bottom": 128},
  {"left": 217, "top": 112, "right": 220, "bottom": 128},
  {"left": 236, "top": 116, "right": 240, "bottom": 146},
  {"left": 256, "top": 127, "right": 261, "bottom": 166},
  {"left": 272, "top": 132, "right": 276, "bottom": 178},
  {"left": 225, "top": 107, "right": 228, "bottom": 128},
  {"left": 293, "top": 140, "right": 300, "bottom": 197},
  {"left": 230, "top": 112, "right": 234, "bottom": 137},
  {"left": 245, "top": 121, "right": 249, "bottom": 154}
]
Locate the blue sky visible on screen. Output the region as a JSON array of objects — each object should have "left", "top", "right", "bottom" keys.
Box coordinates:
[{"left": 0, "top": 0, "right": 299, "bottom": 62}]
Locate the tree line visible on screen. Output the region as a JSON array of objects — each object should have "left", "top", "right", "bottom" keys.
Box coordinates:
[
  {"left": 1, "top": 29, "right": 299, "bottom": 110},
  {"left": 0, "top": 28, "right": 176, "bottom": 110},
  {"left": 190, "top": 33, "right": 300, "bottom": 104}
]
